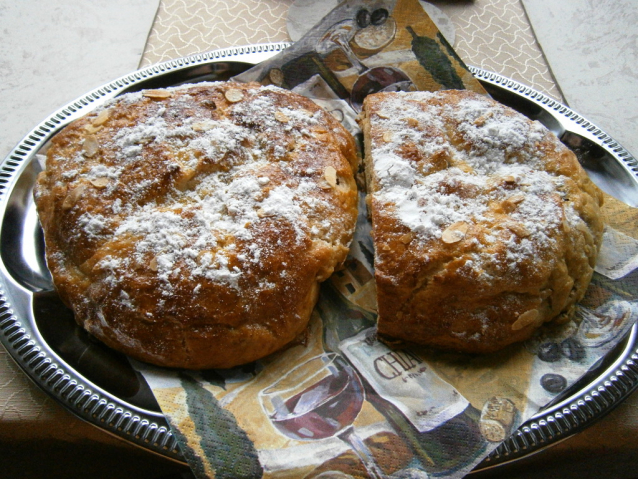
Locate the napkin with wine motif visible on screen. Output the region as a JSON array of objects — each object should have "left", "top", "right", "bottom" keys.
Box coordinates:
[{"left": 136, "top": 1, "right": 638, "bottom": 478}]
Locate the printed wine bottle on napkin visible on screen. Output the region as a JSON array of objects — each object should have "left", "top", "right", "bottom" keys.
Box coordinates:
[{"left": 338, "top": 328, "right": 487, "bottom": 473}]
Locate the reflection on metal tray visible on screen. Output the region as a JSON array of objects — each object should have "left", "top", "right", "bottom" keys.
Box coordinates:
[{"left": 0, "top": 43, "right": 637, "bottom": 469}]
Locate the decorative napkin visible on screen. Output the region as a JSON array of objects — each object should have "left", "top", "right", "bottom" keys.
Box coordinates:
[
  {"left": 139, "top": 0, "right": 563, "bottom": 103},
  {"left": 136, "top": 1, "right": 638, "bottom": 478}
]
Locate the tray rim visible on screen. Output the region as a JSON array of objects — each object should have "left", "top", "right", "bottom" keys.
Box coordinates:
[{"left": 0, "top": 41, "right": 637, "bottom": 470}]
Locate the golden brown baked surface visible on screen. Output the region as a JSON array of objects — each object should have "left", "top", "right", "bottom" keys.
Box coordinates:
[
  {"left": 34, "top": 82, "right": 359, "bottom": 369},
  {"left": 361, "top": 90, "right": 604, "bottom": 353}
]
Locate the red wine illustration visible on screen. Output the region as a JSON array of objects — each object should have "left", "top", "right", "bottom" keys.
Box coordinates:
[
  {"left": 260, "top": 353, "right": 386, "bottom": 478},
  {"left": 269, "top": 369, "right": 363, "bottom": 440},
  {"left": 316, "top": 16, "right": 414, "bottom": 111}
]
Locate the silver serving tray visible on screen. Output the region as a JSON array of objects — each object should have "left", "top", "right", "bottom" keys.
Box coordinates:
[{"left": 1, "top": 42, "right": 637, "bottom": 470}]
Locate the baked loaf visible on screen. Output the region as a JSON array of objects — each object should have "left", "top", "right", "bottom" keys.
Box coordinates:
[
  {"left": 360, "top": 90, "right": 604, "bottom": 353},
  {"left": 35, "top": 82, "right": 359, "bottom": 369}
]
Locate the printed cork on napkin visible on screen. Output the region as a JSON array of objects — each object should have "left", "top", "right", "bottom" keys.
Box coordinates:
[{"left": 135, "top": 1, "right": 638, "bottom": 478}]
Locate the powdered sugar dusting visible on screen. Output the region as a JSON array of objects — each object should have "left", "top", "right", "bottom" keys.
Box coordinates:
[
  {"left": 369, "top": 91, "right": 575, "bottom": 269},
  {"left": 56, "top": 83, "right": 352, "bottom": 296}
]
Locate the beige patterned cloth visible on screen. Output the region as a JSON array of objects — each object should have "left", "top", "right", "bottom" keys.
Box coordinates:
[
  {"left": 140, "top": 0, "right": 563, "bottom": 102},
  {"left": 442, "top": 0, "right": 563, "bottom": 101},
  {"left": 142, "top": 0, "right": 294, "bottom": 64}
]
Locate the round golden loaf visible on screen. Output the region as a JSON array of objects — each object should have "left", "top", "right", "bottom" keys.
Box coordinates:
[
  {"left": 361, "top": 90, "right": 604, "bottom": 353},
  {"left": 34, "top": 82, "right": 359, "bottom": 369}
]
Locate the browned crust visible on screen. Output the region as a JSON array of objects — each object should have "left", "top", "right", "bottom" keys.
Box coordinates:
[
  {"left": 361, "top": 90, "right": 604, "bottom": 353},
  {"left": 35, "top": 82, "right": 359, "bottom": 369}
]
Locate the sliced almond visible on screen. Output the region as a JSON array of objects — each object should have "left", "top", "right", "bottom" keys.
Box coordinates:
[
  {"left": 502, "top": 175, "right": 516, "bottom": 184},
  {"left": 508, "top": 194, "right": 525, "bottom": 204},
  {"left": 501, "top": 194, "right": 525, "bottom": 213},
  {"left": 400, "top": 233, "right": 414, "bottom": 244},
  {"left": 92, "top": 109, "right": 111, "bottom": 127},
  {"left": 457, "top": 163, "right": 473, "bottom": 174},
  {"left": 89, "top": 177, "right": 110, "bottom": 188},
  {"left": 82, "top": 135, "right": 99, "bottom": 158},
  {"left": 136, "top": 136, "right": 154, "bottom": 146},
  {"left": 507, "top": 222, "right": 531, "bottom": 238},
  {"left": 224, "top": 89, "right": 244, "bottom": 103},
  {"left": 143, "top": 89, "right": 172, "bottom": 100},
  {"left": 406, "top": 118, "right": 419, "bottom": 128},
  {"left": 512, "top": 309, "right": 540, "bottom": 330},
  {"left": 324, "top": 166, "right": 337, "bottom": 188},
  {"left": 257, "top": 207, "right": 275, "bottom": 218},
  {"left": 473, "top": 112, "right": 493, "bottom": 127},
  {"left": 275, "top": 110, "right": 290, "bottom": 123},
  {"left": 192, "top": 121, "right": 215, "bottom": 132},
  {"left": 376, "top": 111, "right": 390, "bottom": 120},
  {"left": 149, "top": 257, "right": 158, "bottom": 272},
  {"left": 441, "top": 221, "right": 469, "bottom": 244},
  {"left": 382, "top": 131, "right": 393, "bottom": 143},
  {"left": 62, "top": 184, "right": 87, "bottom": 210},
  {"left": 83, "top": 124, "right": 101, "bottom": 134}
]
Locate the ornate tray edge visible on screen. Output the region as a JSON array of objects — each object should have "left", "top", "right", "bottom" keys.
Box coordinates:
[
  {"left": 479, "top": 328, "right": 638, "bottom": 468},
  {"left": 468, "top": 66, "right": 638, "bottom": 468},
  {"left": 0, "top": 42, "right": 636, "bottom": 469},
  {"left": 469, "top": 66, "right": 638, "bottom": 182},
  {"left": 0, "top": 42, "right": 293, "bottom": 463}
]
